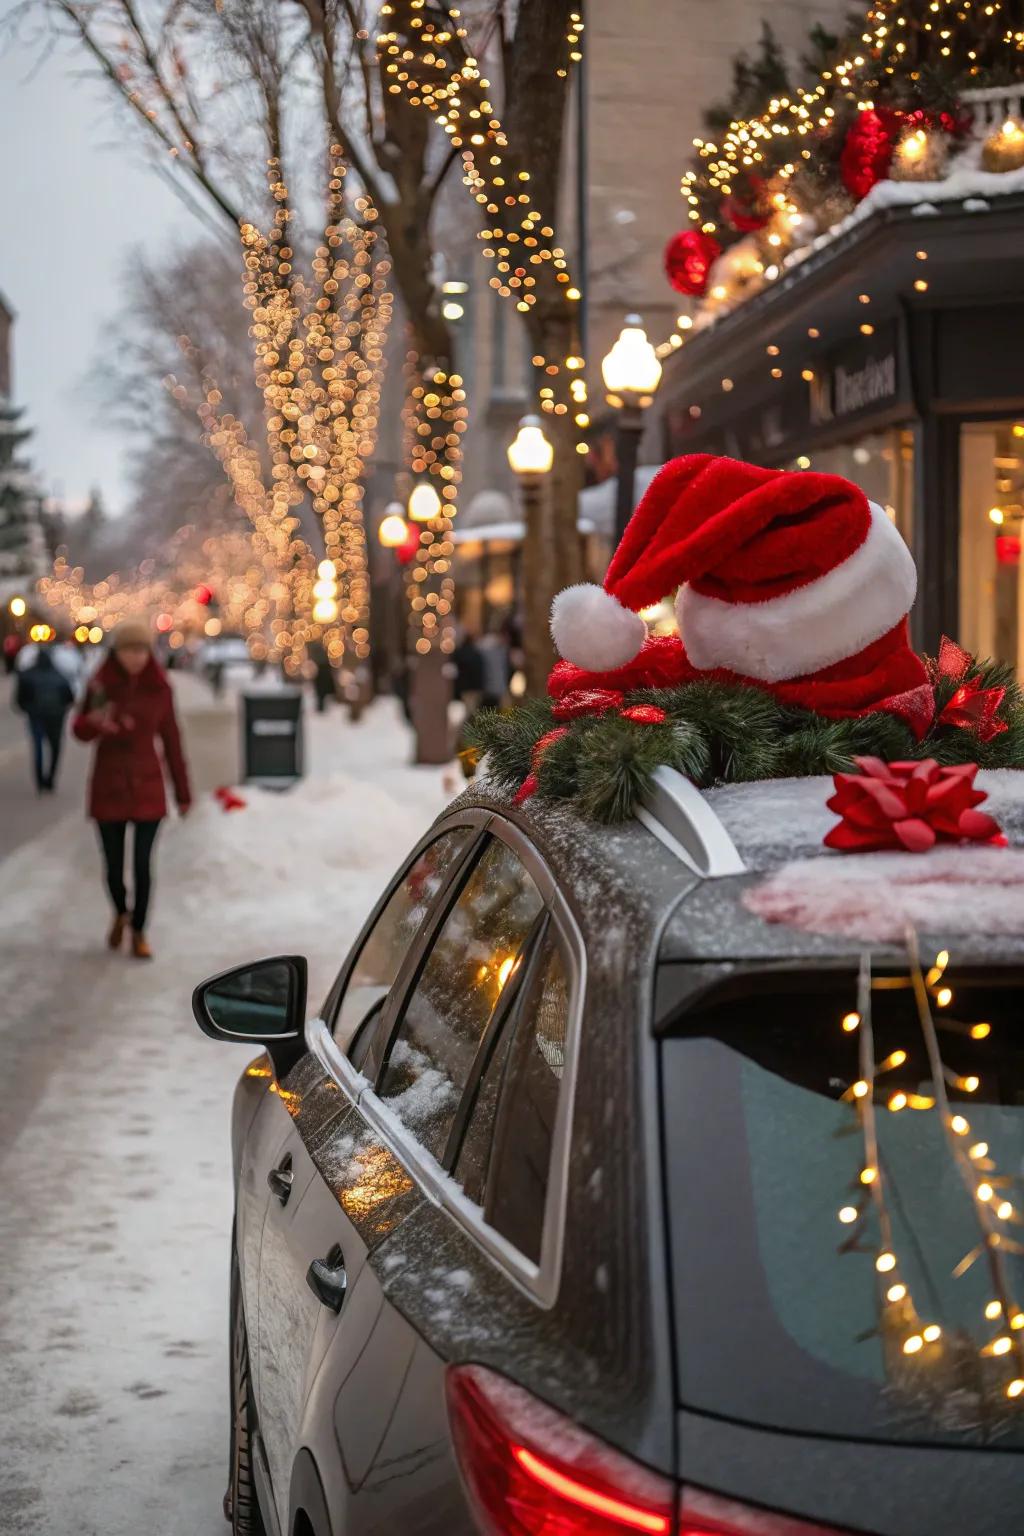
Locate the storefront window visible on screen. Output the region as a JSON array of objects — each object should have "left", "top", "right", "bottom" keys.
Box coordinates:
[
  {"left": 786, "top": 429, "right": 914, "bottom": 548},
  {"left": 959, "top": 420, "right": 1024, "bottom": 670}
]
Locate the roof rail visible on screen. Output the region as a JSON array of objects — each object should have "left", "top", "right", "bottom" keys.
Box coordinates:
[{"left": 636, "top": 766, "right": 746, "bottom": 879}]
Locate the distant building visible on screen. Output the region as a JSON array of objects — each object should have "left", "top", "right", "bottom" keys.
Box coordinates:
[{"left": 0, "top": 289, "right": 49, "bottom": 603}]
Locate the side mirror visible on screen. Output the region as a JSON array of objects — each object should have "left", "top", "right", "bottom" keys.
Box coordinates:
[{"left": 193, "top": 955, "right": 308, "bottom": 1075}]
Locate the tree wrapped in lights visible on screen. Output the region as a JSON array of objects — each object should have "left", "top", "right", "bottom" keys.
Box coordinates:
[
  {"left": 375, "top": 0, "right": 588, "bottom": 679},
  {"left": 673, "top": 0, "right": 1024, "bottom": 313},
  {"left": 229, "top": 146, "right": 395, "bottom": 673}
]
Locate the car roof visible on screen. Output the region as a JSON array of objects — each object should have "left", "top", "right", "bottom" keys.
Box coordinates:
[{"left": 451, "top": 769, "right": 1024, "bottom": 968}]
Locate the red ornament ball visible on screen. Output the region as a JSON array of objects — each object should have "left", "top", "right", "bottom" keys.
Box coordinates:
[{"left": 663, "top": 229, "right": 722, "bottom": 297}]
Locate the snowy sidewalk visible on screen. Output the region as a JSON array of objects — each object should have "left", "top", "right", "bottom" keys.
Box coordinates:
[{"left": 0, "top": 689, "right": 452, "bottom": 1536}]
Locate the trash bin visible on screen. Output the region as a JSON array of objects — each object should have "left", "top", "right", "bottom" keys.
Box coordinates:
[{"left": 241, "top": 687, "right": 304, "bottom": 787}]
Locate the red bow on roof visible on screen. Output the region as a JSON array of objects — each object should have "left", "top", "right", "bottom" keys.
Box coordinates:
[{"left": 824, "top": 756, "right": 1006, "bottom": 854}]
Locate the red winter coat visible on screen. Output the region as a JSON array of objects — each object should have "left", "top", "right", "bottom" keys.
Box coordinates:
[{"left": 73, "top": 654, "right": 191, "bottom": 822}]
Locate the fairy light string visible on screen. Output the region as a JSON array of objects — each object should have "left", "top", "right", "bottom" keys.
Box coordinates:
[
  {"left": 375, "top": 1, "right": 588, "bottom": 446},
  {"left": 906, "top": 929, "right": 1024, "bottom": 1400},
  {"left": 837, "top": 936, "right": 1024, "bottom": 1406}
]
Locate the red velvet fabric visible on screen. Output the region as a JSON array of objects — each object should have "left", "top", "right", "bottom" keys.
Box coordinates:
[
  {"left": 605, "top": 454, "right": 871, "bottom": 611},
  {"left": 73, "top": 654, "right": 191, "bottom": 821},
  {"left": 547, "top": 622, "right": 929, "bottom": 725}
]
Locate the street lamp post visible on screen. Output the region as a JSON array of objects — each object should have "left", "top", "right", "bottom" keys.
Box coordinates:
[
  {"left": 507, "top": 415, "right": 554, "bottom": 695},
  {"left": 601, "top": 315, "right": 662, "bottom": 547},
  {"left": 405, "top": 481, "right": 451, "bottom": 765},
  {"left": 377, "top": 501, "right": 410, "bottom": 693}
]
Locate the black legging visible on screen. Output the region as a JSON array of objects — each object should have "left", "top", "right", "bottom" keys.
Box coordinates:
[{"left": 97, "top": 820, "right": 162, "bottom": 932}]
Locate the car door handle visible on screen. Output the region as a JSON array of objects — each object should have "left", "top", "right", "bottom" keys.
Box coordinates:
[
  {"left": 267, "top": 1155, "right": 294, "bottom": 1206},
  {"left": 306, "top": 1250, "right": 347, "bottom": 1313}
]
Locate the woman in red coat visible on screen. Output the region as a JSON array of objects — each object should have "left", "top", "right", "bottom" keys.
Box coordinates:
[{"left": 73, "top": 619, "right": 191, "bottom": 958}]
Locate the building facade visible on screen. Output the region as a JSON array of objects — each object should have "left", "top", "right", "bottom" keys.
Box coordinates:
[{"left": 412, "top": 0, "right": 851, "bottom": 629}]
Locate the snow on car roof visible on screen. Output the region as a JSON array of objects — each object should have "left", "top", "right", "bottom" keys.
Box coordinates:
[
  {"left": 460, "top": 770, "right": 1024, "bottom": 964},
  {"left": 705, "top": 770, "right": 1024, "bottom": 873}
]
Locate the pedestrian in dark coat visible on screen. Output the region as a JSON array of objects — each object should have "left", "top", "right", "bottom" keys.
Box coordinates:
[
  {"left": 73, "top": 619, "right": 191, "bottom": 959},
  {"left": 14, "top": 645, "right": 74, "bottom": 792}
]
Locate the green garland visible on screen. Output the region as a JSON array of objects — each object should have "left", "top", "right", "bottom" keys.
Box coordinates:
[{"left": 465, "top": 654, "right": 1024, "bottom": 825}]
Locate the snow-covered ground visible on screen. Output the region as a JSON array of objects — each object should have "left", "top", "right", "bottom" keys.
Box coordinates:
[{"left": 0, "top": 681, "right": 452, "bottom": 1535}]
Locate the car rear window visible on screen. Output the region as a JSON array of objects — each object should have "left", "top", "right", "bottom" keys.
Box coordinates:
[{"left": 659, "top": 962, "right": 1024, "bottom": 1449}]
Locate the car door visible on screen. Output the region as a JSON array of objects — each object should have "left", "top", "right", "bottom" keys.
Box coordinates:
[
  {"left": 348, "top": 869, "right": 583, "bottom": 1533},
  {"left": 253, "top": 821, "right": 479, "bottom": 1532}
]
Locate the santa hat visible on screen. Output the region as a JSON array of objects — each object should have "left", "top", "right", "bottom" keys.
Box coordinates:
[{"left": 551, "top": 453, "right": 920, "bottom": 702}]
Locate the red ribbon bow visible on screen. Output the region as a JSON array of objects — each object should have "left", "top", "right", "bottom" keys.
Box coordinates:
[
  {"left": 933, "top": 635, "right": 1007, "bottom": 741},
  {"left": 824, "top": 756, "right": 1006, "bottom": 853}
]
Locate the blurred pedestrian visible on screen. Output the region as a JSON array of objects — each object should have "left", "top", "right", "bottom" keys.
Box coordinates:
[
  {"left": 478, "top": 626, "right": 511, "bottom": 709},
  {"left": 452, "top": 627, "right": 486, "bottom": 712},
  {"left": 308, "top": 639, "right": 337, "bottom": 713},
  {"left": 13, "top": 645, "right": 74, "bottom": 792},
  {"left": 3, "top": 632, "right": 23, "bottom": 674},
  {"left": 73, "top": 619, "right": 191, "bottom": 960}
]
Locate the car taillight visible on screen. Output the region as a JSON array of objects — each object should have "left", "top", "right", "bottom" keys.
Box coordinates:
[{"left": 446, "top": 1364, "right": 676, "bottom": 1535}]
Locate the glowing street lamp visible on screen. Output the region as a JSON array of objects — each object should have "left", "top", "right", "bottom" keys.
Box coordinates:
[
  {"left": 9, "top": 595, "right": 27, "bottom": 619},
  {"left": 408, "top": 481, "right": 442, "bottom": 523},
  {"left": 601, "top": 315, "right": 663, "bottom": 402},
  {"left": 601, "top": 315, "right": 662, "bottom": 545},
  {"left": 378, "top": 509, "right": 410, "bottom": 548},
  {"left": 507, "top": 415, "right": 554, "bottom": 480}
]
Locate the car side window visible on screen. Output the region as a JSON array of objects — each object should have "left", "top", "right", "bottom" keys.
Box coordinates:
[
  {"left": 376, "top": 838, "right": 544, "bottom": 1163},
  {"left": 479, "top": 934, "right": 570, "bottom": 1265},
  {"left": 332, "top": 828, "right": 474, "bottom": 1052}
]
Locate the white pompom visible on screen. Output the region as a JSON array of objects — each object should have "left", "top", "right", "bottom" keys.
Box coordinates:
[{"left": 550, "top": 584, "right": 647, "bottom": 672}]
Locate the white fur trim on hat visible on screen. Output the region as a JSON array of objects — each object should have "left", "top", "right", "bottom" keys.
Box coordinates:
[
  {"left": 550, "top": 583, "right": 647, "bottom": 672},
  {"left": 677, "top": 502, "right": 917, "bottom": 683}
]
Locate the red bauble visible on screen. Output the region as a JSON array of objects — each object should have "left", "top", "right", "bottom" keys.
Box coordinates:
[
  {"left": 721, "top": 174, "right": 768, "bottom": 233},
  {"left": 663, "top": 229, "right": 722, "bottom": 297},
  {"left": 840, "top": 109, "right": 897, "bottom": 201}
]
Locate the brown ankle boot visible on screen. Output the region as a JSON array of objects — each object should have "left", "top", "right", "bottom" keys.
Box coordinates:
[
  {"left": 131, "top": 932, "right": 153, "bottom": 960},
  {"left": 108, "top": 913, "right": 129, "bottom": 950}
]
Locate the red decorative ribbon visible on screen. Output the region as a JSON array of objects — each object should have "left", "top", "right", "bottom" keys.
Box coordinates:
[
  {"left": 512, "top": 727, "right": 570, "bottom": 806},
  {"left": 931, "top": 634, "right": 1008, "bottom": 741},
  {"left": 824, "top": 756, "right": 1006, "bottom": 853},
  {"left": 551, "top": 687, "right": 624, "bottom": 721}
]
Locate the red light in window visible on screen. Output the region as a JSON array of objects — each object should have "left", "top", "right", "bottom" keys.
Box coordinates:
[
  {"left": 996, "top": 535, "right": 1021, "bottom": 566},
  {"left": 446, "top": 1364, "right": 675, "bottom": 1536}
]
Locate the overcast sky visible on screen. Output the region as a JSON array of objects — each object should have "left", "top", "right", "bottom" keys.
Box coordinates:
[{"left": 0, "top": 12, "right": 197, "bottom": 517}]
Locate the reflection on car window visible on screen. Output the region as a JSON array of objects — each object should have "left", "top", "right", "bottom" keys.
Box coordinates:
[
  {"left": 377, "top": 838, "right": 543, "bottom": 1162},
  {"left": 333, "top": 828, "right": 473, "bottom": 1049},
  {"left": 482, "top": 938, "right": 570, "bottom": 1263},
  {"left": 661, "top": 970, "right": 1024, "bottom": 1448}
]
